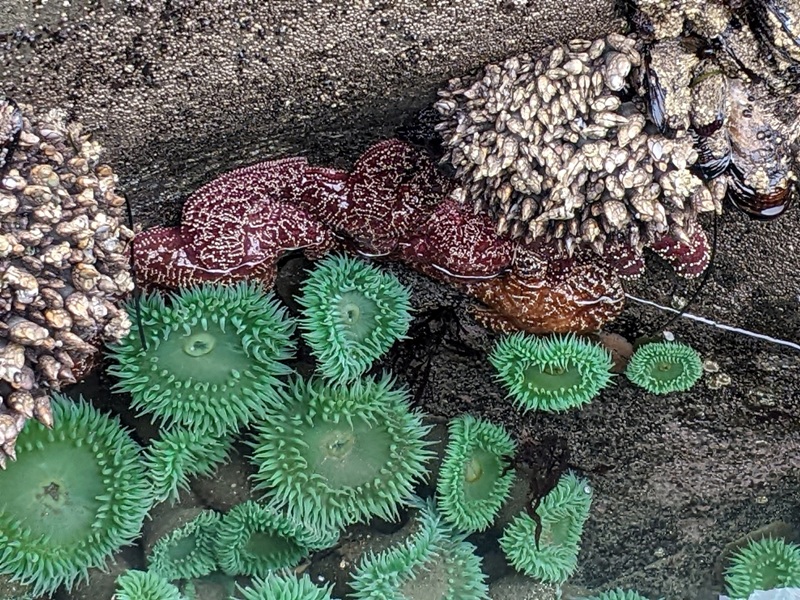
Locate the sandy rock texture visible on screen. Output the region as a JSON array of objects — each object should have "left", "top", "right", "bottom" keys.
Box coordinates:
[
  {"left": 2, "top": 1, "right": 799, "bottom": 599},
  {"left": 1, "top": 0, "right": 617, "bottom": 227}
]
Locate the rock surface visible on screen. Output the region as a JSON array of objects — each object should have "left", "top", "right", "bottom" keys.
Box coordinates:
[
  {"left": 0, "top": 0, "right": 617, "bottom": 226},
  {"left": 2, "top": 1, "right": 799, "bottom": 600}
]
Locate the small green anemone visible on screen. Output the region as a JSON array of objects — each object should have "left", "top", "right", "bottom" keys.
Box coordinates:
[
  {"left": 144, "top": 427, "right": 233, "bottom": 505},
  {"left": 350, "top": 498, "right": 489, "bottom": 599},
  {"left": 724, "top": 537, "right": 800, "bottom": 599},
  {"left": 214, "top": 501, "right": 325, "bottom": 577},
  {"left": 500, "top": 471, "right": 593, "bottom": 583},
  {"left": 0, "top": 395, "right": 151, "bottom": 596},
  {"left": 147, "top": 510, "right": 220, "bottom": 581},
  {"left": 489, "top": 333, "right": 613, "bottom": 412},
  {"left": 298, "top": 254, "right": 412, "bottom": 383},
  {"left": 249, "top": 375, "right": 434, "bottom": 532},
  {"left": 436, "top": 414, "right": 516, "bottom": 533},
  {"left": 584, "top": 590, "right": 654, "bottom": 600},
  {"left": 115, "top": 570, "right": 184, "bottom": 600},
  {"left": 625, "top": 341, "right": 703, "bottom": 394},
  {"left": 238, "top": 573, "right": 338, "bottom": 600},
  {"left": 107, "top": 282, "right": 295, "bottom": 435}
]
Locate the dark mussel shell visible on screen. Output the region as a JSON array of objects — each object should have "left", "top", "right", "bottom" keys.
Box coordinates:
[
  {"left": 1, "top": 96, "right": 23, "bottom": 174},
  {"left": 748, "top": 0, "right": 800, "bottom": 67},
  {"left": 694, "top": 132, "right": 732, "bottom": 179},
  {"left": 643, "top": 46, "right": 671, "bottom": 135},
  {"left": 727, "top": 162, "right": 794, "bottom": 219}
]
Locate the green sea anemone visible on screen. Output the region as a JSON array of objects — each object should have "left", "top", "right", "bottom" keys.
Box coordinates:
[
  {"left": 350, "top": 498, "right": 489, "bottom": 600},
  {"left": 115, "top": 570, "right": 184, "bottom": 600},
  {"left": 625, "top": 341, "right": 702, "bottom": 394},
  {"left": 238, "top": 573, "right": 338, "bottom": 600},
  {"left": 107, "top": 282, "right": 296, "bottom": 435},
  {"left": 0, "top": 395, "right": 151, "bottom": 596},
  {"left": 214, "top": 501, "right": 326, "bottom": 577},
  {"left": 500, "top": 471, "right": 592, "bottom": 583},
  {"left": 144, "top": 427, "right": 233, "bottom": 505},
  {"left": 249, "top": 375, "right": 434, "bottom": 533},
  {"left": 489, "top": 333, "right": 613, "bottom": 413},
  {"left": 724, "top": 538, "right": 800, "bottom": 599},
  {"left": 298, "top": 254, "right": 412, "bottom": 383},
  {"left": 584, "top": 590, "right": 653, "bottom": 600},
  {"left": 436, "top": 414, "right": 516, "bottom": 533},
  {"left": 147, "top": 510, "right": 220, "bottom": 581}
]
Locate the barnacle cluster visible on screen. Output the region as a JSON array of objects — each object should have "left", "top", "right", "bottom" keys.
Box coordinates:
[
  {"left": 0, "top": 102, "right": 134, "bottom": 465},
  {"left": 435, "top": 33, "right": 722, "bottom": 275},
  {"left": 436, "top": 0, "right": 800, "bottom": 276}
]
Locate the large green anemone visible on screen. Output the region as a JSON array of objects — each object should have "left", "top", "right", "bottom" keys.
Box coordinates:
[
  {"left": 0, "top": 395, "right": 151, "bottom": 596},
  {"left": 350, "top": 498, "right": 489, "bottom": 599},
  {"left": 625, "top": 341, "right": 703, "bottom": 395},
  {"left": 238, "top": 573, "right": 338, "bottom": 600},
  {"left": 144, "top": 427, "right": 233, "bottom": 505},
  {"left": 214, "top": 501, "right": 326, "bottom": 577},
  {"left": 298, "top": 254, "right": 412, "bottom": 383},
  {"left": 489, "top": 333, "right": 613, "bottom": 412},
  {"left": 724, "top": 538, "right": 800, "bottom": 599},
  {"left": 115, "top": 570, "right": 184, "bottom": 600},
  {"left": 107, "top": 282, "right": 296, "bottom": 435},
  {"left": 249, "top": 375, "right": 434, "bottom": 533},
  {"left": 500, "top": 471, "right": 593, "bottom": 583},
  {"left": 436, "top": 414, "right": 516, "bottom": 533},
  {"left": 147, "top": 510, "right": 220, "bottom": 581}
]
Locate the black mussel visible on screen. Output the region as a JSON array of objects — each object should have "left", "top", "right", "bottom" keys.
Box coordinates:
[
  {"left": 1, "top": 96, "right": 23, "bottom": 174},
  {"left": 694, "top": 130, "right": 733, "bottom": 179},
  {"left": 725, "top": 78, "right": 795, "bottom": 219},
  {"left": 727, "top": 162, "right": 794, "bottom": 218}
]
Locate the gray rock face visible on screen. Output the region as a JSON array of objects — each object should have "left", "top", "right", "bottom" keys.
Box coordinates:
[
  {"left": 2, "top": 2, "right": 800, "bottom": 600},
  {"left": 0, "top": 0, "right": 617, "bottom": 226}
]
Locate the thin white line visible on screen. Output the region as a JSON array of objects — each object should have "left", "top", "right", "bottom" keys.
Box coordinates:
[{"left": 625, "top": 293, "right": 800, "bottom": 352}]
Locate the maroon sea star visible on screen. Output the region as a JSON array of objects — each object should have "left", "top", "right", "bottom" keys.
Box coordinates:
[
  {"left": 133, "top": 159, "right": 335, "bottom": 289},
  {"left": 134, "top": 138, "right": 628, "bottom": 334},
  {"left": 650, "top": 226, "right": 711, "bottom": 279}
]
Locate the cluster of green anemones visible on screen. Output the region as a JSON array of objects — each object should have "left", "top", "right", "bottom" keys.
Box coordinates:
[
  {"left": 436, "top": 414, "right": 516, "bottom": 533},
  {"left": 625, "top": 341, "right": 703, "bottom": 395},
  {"left": 108, "top": 282, "right": 296, "bottom": 436},
  {"left": 349, "top": 498, "right": 489, "bottom": 600},
  {"left": 299, "top": 254, "right": 412, "bottom": 383},
  {"left": 0, "top": 396, "right": 152, "bottom": 596},
  {"left": 490, "top": 333, "right": 613, "bottom": 412},
  {"left": 724, "top": 537, "right": 800, "bottom": 599},
  {"left": 249, "top": 375, "right": 434, "bottom": 532},
  {"left": 500, "top": 471, "right": 593, "bottom": 583}
]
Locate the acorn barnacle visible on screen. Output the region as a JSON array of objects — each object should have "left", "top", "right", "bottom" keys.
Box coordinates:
[
  {"left": 489, "top": 332, "right": 613, "bottom": 412},
  {"left": 249, "top": 375, "right": 434, "bottom": 533},
  {"left": 107, "top": 282, "right": 296, "bottom": 436},
  {"left": 0, "top": 395, "right": 151, "bottom": 596},
  {"left": 298, "top": 254, "right": 412, "bottom": 383}
]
